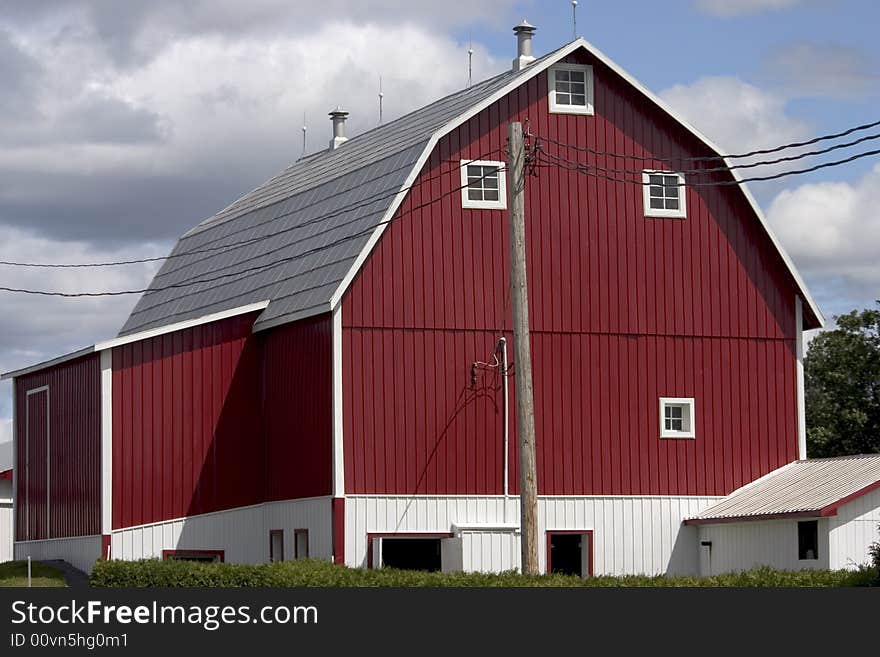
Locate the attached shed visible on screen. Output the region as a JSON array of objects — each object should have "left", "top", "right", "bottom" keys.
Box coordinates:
[
  {"left": 685, "top": 454, "right": 880, "bottom": 575},
  {"left": 0, "top": 442, "right": 12, "bottom": 562}
]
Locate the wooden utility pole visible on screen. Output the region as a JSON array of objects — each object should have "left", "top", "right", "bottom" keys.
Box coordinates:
[{"left": 508, "top": 121, "right": 539, "bottom": 575}]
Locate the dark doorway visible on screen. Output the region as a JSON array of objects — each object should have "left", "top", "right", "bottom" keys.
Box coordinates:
[
  {"left": 547, "top": 532, "right": 591, "bottom": 577},
  {"left": 381, "top": 538, "right": 442, "bottom": 572}
]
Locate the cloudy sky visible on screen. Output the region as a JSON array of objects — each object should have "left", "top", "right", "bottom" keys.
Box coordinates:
[{"left": 1, "top": 0, "right": 878, "bottom": 445}]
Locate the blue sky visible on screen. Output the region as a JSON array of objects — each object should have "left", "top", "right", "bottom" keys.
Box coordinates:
[{"left": 0, "top": 0, "right": 878, "bottom": 440}]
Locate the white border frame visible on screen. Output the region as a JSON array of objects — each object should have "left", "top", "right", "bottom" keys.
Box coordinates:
[
  {"left": 460, "top": 159, "right": 507, "bottom": 210},
  {"left": 548, "top": 62, "right": 595, "bottom": 115},
  {"left": 659, "top": 397, "right": 695, "bottom": 439},
  {"left": 643, "top": 170, "right": 687, "bottom": 218}
]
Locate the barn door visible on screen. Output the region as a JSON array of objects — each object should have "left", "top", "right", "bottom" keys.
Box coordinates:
[{"left": 25, "top": 387, "right": 49, "bottom": 541}]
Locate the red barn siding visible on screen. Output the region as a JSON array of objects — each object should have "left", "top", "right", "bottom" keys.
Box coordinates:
[
  {"left": 263, "top": 314, "right": 333, "bottom": 501},
  {"left": 14, "top": 354, "right": 101, "bottom": 541},
  {"left": 112, "top": 313, "right": 264, "bottom": 529},
  {"left": 342, "top": 50, "right": 801, "bottom": 496}
]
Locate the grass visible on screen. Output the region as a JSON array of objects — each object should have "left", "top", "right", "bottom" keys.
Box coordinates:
[
  {"left": 0, "top": 560, "right": 67, "bottom": 588},
  {"left": 90, "top": 557, "right": 879, "bottom": 588}
]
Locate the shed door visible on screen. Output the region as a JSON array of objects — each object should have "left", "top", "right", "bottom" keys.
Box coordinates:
[{"left": 25, "top": 387, "right": 49, "bottom": 541}]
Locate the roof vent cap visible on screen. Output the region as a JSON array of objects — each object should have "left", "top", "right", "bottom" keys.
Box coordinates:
[
  {"left": 512, "top": 20, "right": 537, "bottom": 71},
  {"left": 329, "top": 107, "right": 349, "bottom": 150}
]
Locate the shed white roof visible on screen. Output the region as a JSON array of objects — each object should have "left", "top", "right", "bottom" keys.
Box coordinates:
[{"left": 685, "top": 454, "right": 880, "bottom": 524}]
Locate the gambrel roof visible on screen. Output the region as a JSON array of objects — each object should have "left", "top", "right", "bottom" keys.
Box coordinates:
[{"left": 118, "top": 37, "right": 824, "bottom": 336}]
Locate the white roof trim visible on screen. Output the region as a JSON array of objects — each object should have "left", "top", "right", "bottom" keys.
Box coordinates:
[
  {"left": 3, "top": 300, "right": 270, "bottom": 380},
  {"left": 96, "top": 300, "right": 270, "bottom": 351},
  {"left": 1, "top": 346, "right": 96, "bottom": 381},
  {"left": 330, "top": 38, "right": 824, "bottom": 327}
]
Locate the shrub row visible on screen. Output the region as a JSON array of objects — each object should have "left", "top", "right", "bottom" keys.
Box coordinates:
[{"left": 89, "top": 558, "right": 878, "bottom": 588}]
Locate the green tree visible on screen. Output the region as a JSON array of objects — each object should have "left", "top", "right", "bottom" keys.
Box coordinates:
[{"left": 805, "top": 301, "right": 880, "bottom": 457}]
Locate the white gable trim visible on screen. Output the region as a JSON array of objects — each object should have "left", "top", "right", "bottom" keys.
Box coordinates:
[
  {"left": 1, "top": 346, "right": 96, "bottom": 381},
  {"left": 96, "top": 300, "right": 270, "bottom": 351},
  {"left": 1, "top": 300, "right": 271, "bottom": 380},
  {"left": 328, "top": 38, "right": 823, "bottom": 327}
]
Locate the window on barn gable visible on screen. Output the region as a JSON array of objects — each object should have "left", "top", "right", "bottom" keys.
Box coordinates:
[
  {"left": 460, "top": 160, "right": 507, "bottom": 210},
  {"left": 643, "top": 171, "right": 687, "bottom": 218},
  {"left": 659, "top": 398, "right": 695, "bottom": 439},
  {"left": 548, "top": 63, "right": 594, "bottom": 115}
]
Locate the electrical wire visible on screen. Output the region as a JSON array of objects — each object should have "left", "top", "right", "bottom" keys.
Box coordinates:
[
  {"left": 534, "top": 130, "right": 880, "bottom": 177},
  {"left": 0, "top": 165, "right": 507, "bottom": 298},
  {"left": 535, "top": 146, "right": 880, "bottom": 187},
  {"left": 534, "top": 117, "right": 880, "bottom": 163},
  {"left": 0, "top": 147, "right": 506, "bottom": 270}
]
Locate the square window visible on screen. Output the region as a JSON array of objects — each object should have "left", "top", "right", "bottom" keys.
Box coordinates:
[
  {"left": 643, "top": 171, "right": 686, "bottom": 218},
  {"left": 461, "top": 160, "right": 507, "bottom": 209},
  {"left": 659, "top": 398, "right": 695, "bottom": 439},
  {"left": 548, "top": 63, "right": 594, "bottom": 115}
]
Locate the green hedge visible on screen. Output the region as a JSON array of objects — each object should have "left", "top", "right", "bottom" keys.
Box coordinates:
[{"left": 89, "top": 558, "right": 878, "bottom": 588}]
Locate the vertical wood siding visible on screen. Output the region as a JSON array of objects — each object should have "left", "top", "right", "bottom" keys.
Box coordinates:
[
  {"left": 112, "top": 312, "right": 332, "bottom": 530},
  {"left": 14, "top": 535, "right": 102, "bottom": 575},
  {"left": 112, "top": 313, "right": 264, "bottom": 529},
  {"left": 346, "top": 495, "right": 718, "bottom": 575},
  {"left": 827, "top": 488, "right": 880, "bottom": 570},
  {"left": 263, "top": 314, "right": 333, "bottom": 501},
  {"left": 697, "top": 519, "right": 830, "bottom": 575},
  {"left": 342, "top": 50, "right": 801, "bottom": 496},
  {"left": 110, "top": 497, "right": 333, "bottom": 565},
  {"left": 14, "top": 354, "right": 101, "bottom": 541}
]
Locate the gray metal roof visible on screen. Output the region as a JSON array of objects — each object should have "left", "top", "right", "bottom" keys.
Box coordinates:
[
  {"left": 117, "top": 34, "right": 823, "bottom": 337},
  {"left": 686, "top": 454, "right": 880, "bottom": 524},
  {"left": 119, "top": 47, "right": 566, "bottom": 336}
]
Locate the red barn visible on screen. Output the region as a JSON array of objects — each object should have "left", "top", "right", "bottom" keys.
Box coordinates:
[{"left": 11, "top": 24, "right": 874, "bottom": 577}]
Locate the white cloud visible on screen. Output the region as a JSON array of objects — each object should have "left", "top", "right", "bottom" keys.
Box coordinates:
[
  {"left": 660, "top": 76, "right": 811, "bottom": 157},
  {"left": 766, "top": 163, "right": 880, "bottom": 296},
  {"left": 695, "top": 0, "right": 810, "bottom": 17},
  {"left": 762, "top": 42, "right": 879, "bottom": 100},
  {"left": 2, "top": 22, "right": 501, "bottom": 185},
  {"left": 0, "top": 19, "right": 504, "bottom": 424}
]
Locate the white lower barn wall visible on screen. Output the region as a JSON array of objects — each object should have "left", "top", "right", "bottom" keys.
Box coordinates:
[
  {"left": 346, "top": 496, "right": 720, "bottom": 575},
  {"left": 828, "top": 487, "right": 880, "bottom": 570},
  {"left": 457, "top": 528, "right": 521, "bottom": 573},
  {"left": 0, "top": 503, "right": 11, "bottom": 563},
  {"left": 111, "top": 496, "right": 333, "bottom": 564},
  {"left": 696, "top": 519, "right": 830, "bottom": 575},
  {"left": 14, "top": 536, "right": 102, "bottom": 574},
  {"left": 0, "top": 479, "right": 10, "bottom": 563}
]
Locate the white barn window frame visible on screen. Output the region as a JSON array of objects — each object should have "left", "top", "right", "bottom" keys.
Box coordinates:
[
  {"left": 547, "top": 63, "right": 594, "bottom": 115},
  {"left": 460, "top": 159, "right": 507, "bottom": 210},
  {"left": 643, "top": 170, "right": 687, "bottom": 218},
  {"left": 659, "top": 397, "right": 695, "bottom": 439}
]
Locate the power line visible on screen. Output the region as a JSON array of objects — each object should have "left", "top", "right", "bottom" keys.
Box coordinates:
[
  {"left": 3, "top": 118, "right": 879, "bottom": 271},
  {"left": 534, "top": 117, "right": 880, "bottom": 163},
  {"left": 0, "top": 147, "right": 504, "bottom": 270},
  {"left": 0, "top": 164, "right": 507, "bottom": 298},
  {"left": 535, "top": 130, "right": 880, "bottom": 177},
  {"left": 535, "top": 146, "right": 880, "bottom": 186}
]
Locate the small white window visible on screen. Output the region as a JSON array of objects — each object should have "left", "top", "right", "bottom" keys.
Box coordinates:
[
  {"left": 548, "top": 63, "right": 594, "bottom": 115},
  {"left": 643, "top": 171, "right": 686, "bottom": 218},
  {"left": 659, "top": 398, "right": 695, "bottom": 439},
  {"left": 460, "top": 160, "right": 507, "bottom": 210}
]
